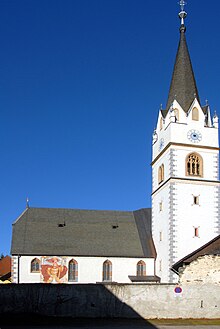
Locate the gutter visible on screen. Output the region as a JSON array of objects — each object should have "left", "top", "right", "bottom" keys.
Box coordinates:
[{"left": 170, "top": 266, "right": 179, "bottom": 276}]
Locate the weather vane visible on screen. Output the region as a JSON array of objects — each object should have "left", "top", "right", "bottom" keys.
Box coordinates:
[{"left": 178, "top": 0, "right": 187, "bottom": 26}]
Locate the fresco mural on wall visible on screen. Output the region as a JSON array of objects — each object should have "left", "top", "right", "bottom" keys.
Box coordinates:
[{"left": 41, "top": 256, "right": 68, "bottom": 283}]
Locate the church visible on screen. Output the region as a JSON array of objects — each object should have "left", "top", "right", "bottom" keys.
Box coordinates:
[{"left": 11, "top": 2, "right": 220, "bottom": 284}]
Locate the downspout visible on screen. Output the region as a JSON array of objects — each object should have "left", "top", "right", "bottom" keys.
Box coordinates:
[{"left": 17, "top": 255, "right": 20, "bottom": 284}]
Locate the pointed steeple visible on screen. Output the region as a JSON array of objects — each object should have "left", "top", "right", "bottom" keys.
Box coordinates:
[{"left": 166, "top": 1, "right": 200, "bottom": 113}]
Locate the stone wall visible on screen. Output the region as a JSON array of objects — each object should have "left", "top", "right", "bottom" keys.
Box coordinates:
[
  {"left": 179, "top": 255, "right": 220, "bottom": 284},
  {"left": 0, "top": 282, "right": 219, "bottom": 319}
]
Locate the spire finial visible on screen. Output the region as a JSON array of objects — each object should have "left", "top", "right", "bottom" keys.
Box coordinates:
[
  {"left": 178, "top": 0, "right": 187, "bottom": 29},
  {"left": 26, "top": 197, "right": 30, "bottom": 208},
  {"left": 179, "top": 0, "right": 186, "bottom": 11}
]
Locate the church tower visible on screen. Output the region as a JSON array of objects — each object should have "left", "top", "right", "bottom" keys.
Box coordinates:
[{"left": 152, "top": 2, "right": 220, "bottom": 283}]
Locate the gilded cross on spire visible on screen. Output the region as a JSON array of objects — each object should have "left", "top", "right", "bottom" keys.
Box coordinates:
[
  {"left": 179, "top": 0, "right": 187, "bottom": 11},
  {"left": 178, "top": 0, "right": 187, "bottom": 27}
]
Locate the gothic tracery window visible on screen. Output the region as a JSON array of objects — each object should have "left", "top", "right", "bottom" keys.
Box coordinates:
[
  {"left": 186, "top": 153, "right": 203, "bottom": 177},
  {"left": 31, "top": 258, "right": 40, "bottom": 273},
  {"left": 137, "top": 260, "right": 146, "bottom": 276},
  {"left": 68, "top": 259, "right": 78, "bottom": 282}
]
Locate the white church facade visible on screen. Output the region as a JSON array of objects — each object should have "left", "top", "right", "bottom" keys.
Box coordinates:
[
  {"left": 10, "top": 3, "right": 220, "bottom": 284},
  {"left": 11, "top": 208, "right": 158, "bottom": 284}
]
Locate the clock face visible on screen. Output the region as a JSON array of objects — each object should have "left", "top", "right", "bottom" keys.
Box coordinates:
[
  {"left": 159, "top": 138, "right": 164, "bottom": 151},
  {"left": 187, "top": 130, "right": 202, "bottom": 143},
  {"left": 152, "top": 131, "right": 158, "bottom": 145}
]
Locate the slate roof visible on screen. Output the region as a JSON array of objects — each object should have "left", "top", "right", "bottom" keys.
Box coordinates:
[
  {"left": 166, "top": 25, "right": 200, "bottom": 113},
  {"left": 11, "top": 207, "right": 156, "bottom": 258},
  {"left": 171, "top": 234, "right": 220, "bottom": 273}
]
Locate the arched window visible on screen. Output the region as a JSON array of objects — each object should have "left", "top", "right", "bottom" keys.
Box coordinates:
[
  {"left": 103, "top": 260, "right": 112, "bottom": 282},
  {"left": 174, "top": 108, "right": 179, "bottom": 122},
  {"left": 68, "top": 259, "right": 78, "bottom": 282},
  {"left": 137, "top": 260, "right": 146, "bottom": 276},
  {"left": 186, "top": 153, "right": 203, "bottom": 177},
  {"left": 161, "top": 164, "right": 164, "bottom": 181},
  {"left": 158, "top": 164, "right": 164, "bottom": 184},
  {"left": 192, "top": 107, "right": 199, "bottom": 121},
  {"left": 158, "top": 166, "right": 162, "bottom": 183},
  {"left": 31, "top": 258, "right": 40, "bottom": 273},
  {"left": 160, "top": 117, "right": 163, "bottom": 130}
]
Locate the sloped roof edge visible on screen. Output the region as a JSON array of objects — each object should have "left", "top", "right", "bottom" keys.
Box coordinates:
[{"left": 171, "top": 234, "right": 220, "bottom": 273}]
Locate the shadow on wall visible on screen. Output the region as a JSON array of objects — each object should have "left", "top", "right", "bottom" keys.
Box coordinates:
[{"left": 0, "top": 283, "right": 157, "bottom": 328}]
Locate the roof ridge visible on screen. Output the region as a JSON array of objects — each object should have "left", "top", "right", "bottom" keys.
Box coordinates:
[{"left": 24, "top": 206, "right": 150, "bottom": 213}]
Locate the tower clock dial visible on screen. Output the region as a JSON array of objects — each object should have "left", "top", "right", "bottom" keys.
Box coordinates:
[
  {"left": 159, "top": 138, "right": 164, "bottom": 151},
  {"left": 153, "top": 131, "right": 158, "bottom": 145},
  {"left": 187, "top": 129, "right": 202, "bottom": 143}
]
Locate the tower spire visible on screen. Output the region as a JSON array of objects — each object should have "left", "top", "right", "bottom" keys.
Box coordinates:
[{"left": 165, "top": 1, "right": 199, "bottom": 113}]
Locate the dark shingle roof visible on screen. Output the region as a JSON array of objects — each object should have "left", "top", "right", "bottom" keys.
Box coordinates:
[
  {"left": 166, "top": 27, "right": 200, "bottom": 113},
  {"left": 11, "top": 207, "right": 156, "bottom": 258},
  {"left": 172, "top": 234, "right": 220, "bottom": 273}
]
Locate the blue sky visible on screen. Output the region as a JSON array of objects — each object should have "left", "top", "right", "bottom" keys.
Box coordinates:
[{"left": 1, "top": 0, "right": 220, "bottom": 255}]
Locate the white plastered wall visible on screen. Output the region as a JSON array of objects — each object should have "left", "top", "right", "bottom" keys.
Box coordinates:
[
  {"left": 173, "top": 181, "right": 219, "bottom": 261},
  {"left": 152, "top": 98, "right": 219, "bottom": 283},
  {"left": 152, "top": 183, "right": 171, "bottom": 282},
  {"left": 12, "top": 256, "right": 155, "bottom": 284}
]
